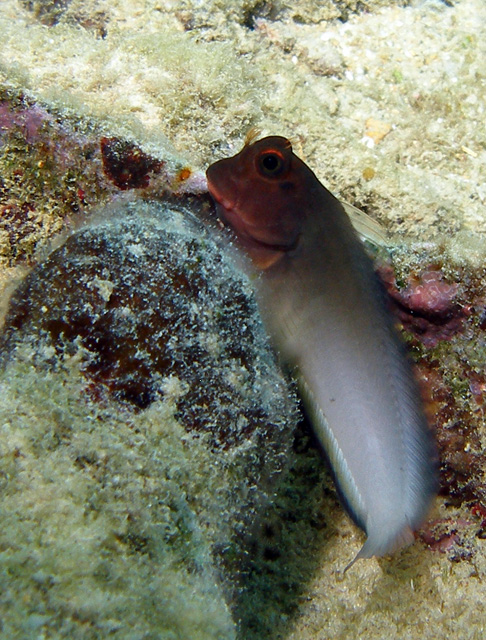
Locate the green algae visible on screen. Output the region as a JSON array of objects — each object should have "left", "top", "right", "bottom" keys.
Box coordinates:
[
  {"left": 0, "top": 89, "right": 100, "bottom": 268},
  {"left": 0, "top": 354, "right": 236, "bottom": 640},
  {"left": 0, "top": 6, "right": 264, "bottom": 165},
  {"left": 0, "top": 0, "right": 486, "bottom": 638},
  {"left": 1, "top": 0, "right": 485, "bottom": 247},
  {"left": 0, "top": 201, "right": 302, "bottom": 639}
]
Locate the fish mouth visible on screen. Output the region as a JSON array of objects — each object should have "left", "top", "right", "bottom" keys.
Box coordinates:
[
  {"left": 209, "top": 190, "right": 236, "bottom": 223},
  {"left": 207, "top": 171, "right": 298, "bottom": 254},
  {"left": 206, "top": 178, "right": 257, "bottom": 240},
  {"left": 208, "top": 184, "right": 296, "bottom": 252},
  {"left": 215, "top": 200, "right": 296, "bottom": 253},
  {"left": 206, "top": 174, "right": 237, "bottom": 222}
]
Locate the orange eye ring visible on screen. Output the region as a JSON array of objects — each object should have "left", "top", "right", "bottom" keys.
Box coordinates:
[{"left": 257, "top": 150, "right": 286, "bottom": 177}]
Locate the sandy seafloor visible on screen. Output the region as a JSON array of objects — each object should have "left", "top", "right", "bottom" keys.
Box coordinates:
[{"left": 0, "top": 1, "right": 486, "bottom": 639}]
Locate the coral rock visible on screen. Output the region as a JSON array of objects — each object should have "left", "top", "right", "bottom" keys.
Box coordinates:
[
  {"left": 381, "top": 266, "right": 468, "bottom": 347},
  {"left": 0, "top": 198, "right": 299, "bottom": 639}
]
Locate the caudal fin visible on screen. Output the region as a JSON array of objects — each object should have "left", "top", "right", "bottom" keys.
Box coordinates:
[{"left": 344, "top": 523, "right": 415, "bottom": 573}]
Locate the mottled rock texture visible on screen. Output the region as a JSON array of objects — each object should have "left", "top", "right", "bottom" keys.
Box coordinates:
[
  {"left": 1, "top": 0, "right": 486, "bottom": 637},
  {"left": 0, "top": 200, "right": 308, "bottom": 639}
]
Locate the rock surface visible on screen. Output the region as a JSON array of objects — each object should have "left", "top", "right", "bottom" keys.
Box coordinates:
[
  {"left": 0, "top": 200, "right": 304, "bottom": 639},
  {"left": 0, "top": 1, "right": 486, "bottom": 638}
]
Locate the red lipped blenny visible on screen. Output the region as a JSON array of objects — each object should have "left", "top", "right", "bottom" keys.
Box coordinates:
[{"left": 207, "top": 135, "right": 438, "bottom": 568}]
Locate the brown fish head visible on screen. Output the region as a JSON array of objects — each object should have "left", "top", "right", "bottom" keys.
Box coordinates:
[{"left": 206, "top": 136, "right": 317, "bottom": 268}]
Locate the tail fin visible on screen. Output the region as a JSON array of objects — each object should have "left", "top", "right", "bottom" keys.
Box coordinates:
[{"left": 344, "top": 523, "right": 415, "bottom": 573}]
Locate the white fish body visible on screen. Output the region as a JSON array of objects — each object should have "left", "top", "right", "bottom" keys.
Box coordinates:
[{"left": 206, "top": 136, "right": 437, "bottom": 565}]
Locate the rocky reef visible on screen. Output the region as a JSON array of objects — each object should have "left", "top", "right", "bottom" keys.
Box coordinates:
[
  {"left": 1, "top": 0, "right": 486, "bottom": 639},
  {"left": 0, "top": 199, "right": 311, "bottom": 639},
  {"left": 382, "top": 247, "right": 486, "bottom": 561}
]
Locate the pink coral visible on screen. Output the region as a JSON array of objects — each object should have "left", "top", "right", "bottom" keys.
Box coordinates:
[
  {"left": 419, "top": 517, "right": 474, "bottom": 559},
  {"left": 398, "top": 271, "right": 459, "bottom": 315},
  {"left": 0, "top": 102, "right": 49, "bottom": 144},
  {"left": 380, "top": 266, "right": 468, "bottom": 347}
]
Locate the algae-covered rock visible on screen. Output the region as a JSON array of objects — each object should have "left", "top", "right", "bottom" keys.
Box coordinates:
[
  {"left": 0, "top": 199, "right": 300, "bottom": 639},
  {"left": 1, "top": 0, "right": 486, "bottom": 638}
]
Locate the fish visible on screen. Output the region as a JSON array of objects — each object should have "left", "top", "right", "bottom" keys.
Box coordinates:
[{"left": 206, "top": 135, "right": 437, "bottom": 568}]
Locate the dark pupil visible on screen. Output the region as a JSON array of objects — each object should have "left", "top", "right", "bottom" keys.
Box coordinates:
[{"left": 262, "top": 154, "right": 280, "bottom": 172}]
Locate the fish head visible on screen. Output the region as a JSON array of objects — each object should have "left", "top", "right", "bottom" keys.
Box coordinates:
[{"left": 206, "top": 136, "right": 316, "bottom": 268}]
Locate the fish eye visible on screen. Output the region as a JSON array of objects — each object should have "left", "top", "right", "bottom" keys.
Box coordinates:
[{"left": 257, "top": 151, "right": 286, "bottom": 177}]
